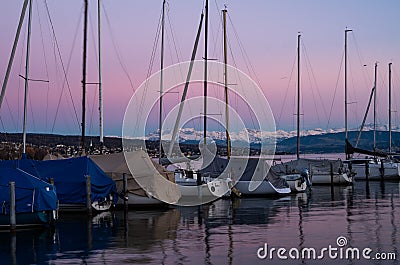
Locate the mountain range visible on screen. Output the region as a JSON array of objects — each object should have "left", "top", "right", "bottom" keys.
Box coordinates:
[{"left": 1, "top": 124, "right": 399, "bottom": 155}]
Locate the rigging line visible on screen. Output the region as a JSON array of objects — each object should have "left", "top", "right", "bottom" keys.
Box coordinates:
[
  {"left": 89, "top": 9, "right": 99, "bottom": 69},
  {"left": 134, "top": 7, "right": 162, "bottom": 135},
  {"left": 36, "top": 1, "right": 51, "bottom": 133},
  {"left": 210, "top": 1, "right": 222, "bottom": 63},
  {"left": 28, "top": 92, "right": 36, "bottom": 132},
  {"left": 166, "top": 8, "right": 184, "bottom": 78},
  {"left": 350, "top": 32, "right": 371, "bottom": 87},
  {"left": 392, "top": 67, "right": 400, "bottom": 128},
  {"left": 88, "top": 9, "right": 100, "bottom": 136},
  {"left": 227, "top": 14, "right": 269, "bottom": 132},
  {"left": 302, "top": 55, "right": 321, "bottom": 127},
  {"left": 276, "top": 54, "right": 296, "bottom": 129},
  {"left": 326, "top": 49, "right": 344, "bottom": 129},
  {"left": 228, "top": 44, "right": 257, "bottom": 131},
  {"left": 50, "top": 13, "right": 80, "bottom": 133},
  {"left": 300, "top": 40, "right": 321, "bottom": 127},
  {"left": 226, "top": 33, "right": 240, "bottom": 130},
  {"left": 376, "top": 68, "right": 388, "bottom": 127},
  {"left": 16, "top": 17, "right": 28, "bottom": 132},
  {"left": 88, "top": 84, "right": 98, "bottom": 136},
  {"left": 0, "top": 115, "right": 6, "bottom": 132},
  {"left": 227, "top": 14, "right": 262, "bottom": 89},
  {"left": 49, "top": 21, "right": 80, "bottom": 134},
  {"left": 166, "top": 7, "right": 191, "bottom": 130},
  {"left": 347, "top": 54, "right": 359, "bottom": 129},
  {"left": 44, "top": 0, "right": 80, "bottom": 132},
  {"left": 101, "top": 1, "right": 135, "bottom": 92},
  {"left": 301, "top": 39, "right": 329, "bottom": 124},
  {"left": 3, "top": 98, "right": 18, "bottom": 132}
]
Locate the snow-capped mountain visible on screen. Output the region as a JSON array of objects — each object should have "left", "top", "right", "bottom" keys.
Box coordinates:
[{"left": 145, "top": 123, "right": 400, "bottom": 144}]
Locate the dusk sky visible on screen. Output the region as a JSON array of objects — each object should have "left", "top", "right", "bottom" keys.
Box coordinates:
[{"left": 0, "top": 1, "right": 399, "bottom": 137}]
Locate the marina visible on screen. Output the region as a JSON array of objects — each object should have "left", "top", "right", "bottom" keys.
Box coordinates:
[
  {"left": 0, "top": 0, "right": 400, "bottom": 264},
  {"left": 0, "top": 181, "right": 399, "bottom": 264}
]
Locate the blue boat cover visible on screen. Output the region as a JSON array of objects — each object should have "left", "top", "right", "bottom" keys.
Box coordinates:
[
  {"left": 0, "top": 168, "right": 58, "bottom": 214},
  {"left": 0, "top": 157, "right": 117, "bottom": 205}
]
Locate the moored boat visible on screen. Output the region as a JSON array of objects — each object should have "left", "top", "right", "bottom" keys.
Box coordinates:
[
  {"left": 0, "top": 168, "right": 58, "bottom": 228},
  {"left": 0, "top": 156, "right": 117, "bottom": 212}
]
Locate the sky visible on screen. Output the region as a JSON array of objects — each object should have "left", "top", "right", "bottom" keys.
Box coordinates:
[{"left": 0, "top": 0, "right": 399, "bottom": 137}]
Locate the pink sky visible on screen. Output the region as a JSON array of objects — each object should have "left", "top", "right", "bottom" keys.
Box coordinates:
[{"left": 0, "top": 1, "right": 399, "bottom": 137}]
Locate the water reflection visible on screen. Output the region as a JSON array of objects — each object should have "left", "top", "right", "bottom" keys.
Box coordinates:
[{"left": 0, "top": 181, "right": 398, "bottom": 264}]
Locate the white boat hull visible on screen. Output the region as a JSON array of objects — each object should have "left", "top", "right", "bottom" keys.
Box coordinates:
[
  {"left": 281, "top": 174, "right": 308, "bottom": 192},
  {"left": 352, "top": 162, "right": 400, "bottom": 180},
  {"left": 176, "top": 178, "right": 231, "bottom": 197},
  {"left": 310, "top": 173, "right": 352, "bottom": 185}
]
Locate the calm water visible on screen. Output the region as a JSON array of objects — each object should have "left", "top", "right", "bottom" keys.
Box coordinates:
[{"left": 1, "top": 181, "right": 399, "bottom": 265}]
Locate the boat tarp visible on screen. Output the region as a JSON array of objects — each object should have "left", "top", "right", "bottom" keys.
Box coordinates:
[
  {"left": 199, "top": 156, "right": 289, "bottom": 189},
  {"left": 0, "top": 168, "right": 58, "bottom": 214},
  {"left": 0, "top": 157, "right": 117, "bottom": 205},
  {"left": 273, "top": 158, "right": 345, "bottom": 175},
  {"left": 90, "top": 150, "right": 181, "bottom": 204}
]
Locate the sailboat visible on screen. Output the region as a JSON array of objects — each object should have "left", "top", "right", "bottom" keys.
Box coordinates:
[
  {"left": 184, "top": 7, "right": 292, "bottom": 196},
  {"left": 0, "top": 0, "right": 117, "bottom": 212},
  {"left": 164, "top": 1, "right": 233, "bottom": 202},
  {"left": 346, "top": 62, "right": 400, "bottom": 180},
  {"left": 275, "top": 33, "right": 352, "bottom": 185},
  {"left": 84, "top": 0, "right": 180, "bottom": 207},
  {"left": 0, "top": 0, "right": 58, "bottom": 228}
]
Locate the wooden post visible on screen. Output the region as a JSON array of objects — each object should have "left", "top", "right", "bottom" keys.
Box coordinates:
[
  {"left": 122, "top": 173, "right": 128, "bottom": 196},
  {"left": 123, "top": 173, "right": 128, "bottom": 210},
  {"left": 380, "top": 160, "right": 384, "bottom": 180},
  {"left": 86, "top": 175, "right": 92, "bottom": 216},
  {"left": 330, "top": 162, "right": 334, "bottom": 188},
  {"left": 365, "top": 161, "right": 370, "bottom": 182},
  {"left": 196, "top": 171, "right": 202, "bottom": 186},
  {"left": 9, "top": 181, "right": 16, "bottom": 231}
]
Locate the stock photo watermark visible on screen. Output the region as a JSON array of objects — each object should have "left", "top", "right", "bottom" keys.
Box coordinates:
[
  {"left": 257, "top": 236, "right": 397, "bottom": 261},
  {"left": 122, "top": 60, "right": 276, "bottom": 206}
]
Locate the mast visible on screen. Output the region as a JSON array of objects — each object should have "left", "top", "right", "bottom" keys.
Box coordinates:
[
  {"left": 222, "top": 8, "right": 231, "bottom": 159},
  {"left": 158, "top": 0, "right": 165, "bottom": 164},
  {"left": 0, "top": 0, "right": 29, "bottom": 110},
  {"left": 355, "top": 86, "right": 375, "bottom": 148},
  {"left": 373, "top": 62, "right": 377, "bottom": 151},
  {"left": 344, "top": 28, "right": 352, "bottom": 159},
  {"left": 203, "top": 0, "right": 209, "bottom": 145},
  {"left": 81, "top": 0, "right": 88, "bottom": 155},
  {"left": 98, "top": 0, "right": 104, "bottom": 149},
  {"left": 388, "top": 62, "right": 392, "bottom": 154},
  {"left": 167, "top": 13, "right": 204, "bottom": 157},
  {"left": 296, "top": 33, "right": 301, "bottom": 159},
  {"left": 22, "top": 0, "right": 33, "bottom": 155}
]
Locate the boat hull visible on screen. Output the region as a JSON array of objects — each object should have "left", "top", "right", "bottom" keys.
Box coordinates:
[
  {"left": 234, "top": 180, "right": 291, "bottom": 196},
  {"left": 310, "top": 173, "right": 352, "bottom": 185},
  {"left": 116, "top": 193, "right": 164, "bottom": 207},
  {"left": 281, "top": 174, "right": 308, "bottom": 192},
  {"left": 352, "top": 162, "right": 400, "bottom": 180},
  {"left": 0, "top": 211, "right": 55, "bottom": 228}
]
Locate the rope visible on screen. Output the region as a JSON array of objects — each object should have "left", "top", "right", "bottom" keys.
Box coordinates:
[
  {"left": 326, "top": 49, "right": 344, "bottom": 129},
  {"left": 101, "top": 2, "right": 136, "bottom": 92},
  {"left": 276, "top": 53, "right": 296, "bottom": 129},
  {"left": 88, "top": 9, "right": 100, "bottom": 136},
  {"left": 302, "top": 39, "right": 329, "bottom": 127},
  {"left": 44, "top": 0, "right": 81, "bottom": 133},
  {"left": 36, "top": 1, "right": 51, "bottom": 135},
  {"left": 134, "top": 5, "right": 162, "bottom": 135}
]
